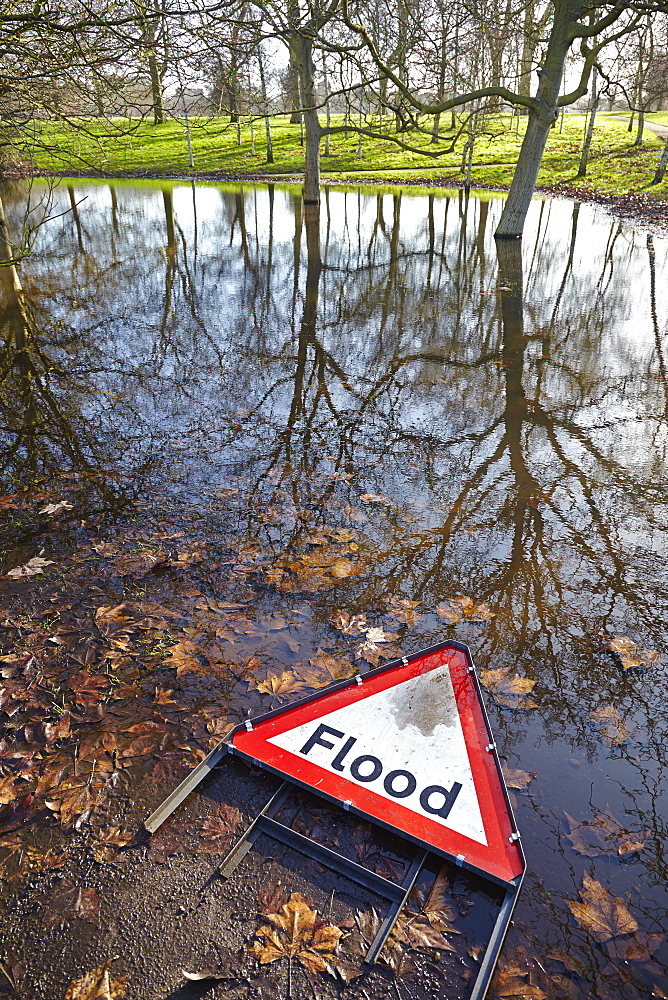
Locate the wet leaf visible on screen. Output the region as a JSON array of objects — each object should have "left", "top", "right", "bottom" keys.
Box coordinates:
[
  {"left": 607, "top": 636, "right": 660, "bottom": 671},
  {"left": 502, "top": 767, "right": 538, "bottom": 791},
  {"left": 64, "top": 959, "right": 126, "bottom": 999},
  {"left": 69, "top": 667, "right": 109, "bottom": 706},
  {"left": 359, "top": 493, "right": 391, "bottom": 505},
  {"left": 197, "top": 805, "right": 243, "bottom": 854},
  {"left": 491, "top": 964, "right": 547, "bottom": 998},
  {"left": 589, "top": 706, "right": 631, "bottom": 746},
  {"left": 436, "top": 595, "right": 495, "bottom": 626},
  {"left": 42, "top": 878, "right": 100, "bottom": 926},
  {"left": 355, "top": 627, "right": 399, "bottom": 666},
  {"left": 386, "top": 598, "right": 422, "bottom": 626},
  {"left": 330, "top": 611, "right": 368, "bottom": 635},
  {"left": 248, "top": 892, "right": 344, "bottom": 973},
  {"left": 605, "top": 931, "right": 663, "bottom": 962},
  {"left": 421, "top": 865, "right": 459, "bottom": 931},
  {"left": 480, "top": 667, "right": 537, "bottom": 709},
  {"left": 112, "top": 551, "right": 168, "bottom": 577},
  {"left": 566, "top": 873, "right": 638, "bottom": 942},
  {"left": 6, "top": 556, "right": 54, "bottom": 578},
  {"left": 305, "top": 649, "right": 356, "bottom": 685},
  {"left": 40, "top": 501, "right": 74, "bottom": 515},
  {"left": 564, "top": 808, "right": 648, "bottom": 858},
  {"left": 254, "top": 671, "right": 308, "bottom": 699},
  {"left": 392, "top": 911, "right": 457, "bottom": 953}
]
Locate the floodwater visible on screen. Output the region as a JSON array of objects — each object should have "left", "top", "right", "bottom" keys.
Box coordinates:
[{"left": 1, "top": 178, "right": 668, "bottom": 1000}]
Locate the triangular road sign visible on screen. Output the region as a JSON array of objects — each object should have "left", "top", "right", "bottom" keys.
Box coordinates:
[{"left": 229, "top": 641, "right": 524, "bottom": 884}]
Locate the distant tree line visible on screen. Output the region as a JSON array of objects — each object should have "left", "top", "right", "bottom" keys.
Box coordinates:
[{"left": 2, "top": 0, "right": 668, "bottom": 235}]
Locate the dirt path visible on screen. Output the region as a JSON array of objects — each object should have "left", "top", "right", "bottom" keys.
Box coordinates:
[{"left": 609, "top": 114, "right": 668, "bottom": 139}]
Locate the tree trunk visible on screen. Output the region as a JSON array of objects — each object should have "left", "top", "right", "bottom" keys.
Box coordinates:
[
  {"left": 259, "top": 49, "right": 274, "bottom": 164},
  {"left": 577, "top": 66, "right": 597, "bottom": 177},
  {"left": 652, "top": 136, "right": 668, "bottom": 184},
  {"left": 141, "top": 12, "right": 165, "bottom": 125},
  {"left": 495, "top": 4, "right": 571, "bottom": 238},
  {"left": 291, "top": 32, "right": 321, "bottom": 204},
  {"left": 287, "top": 0, "right": 303, "bottom": 123}
]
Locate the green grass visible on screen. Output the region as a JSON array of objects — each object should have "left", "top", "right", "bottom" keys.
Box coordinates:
[{"left": 9, "top": 111, "right": 668, "bottom": 199}]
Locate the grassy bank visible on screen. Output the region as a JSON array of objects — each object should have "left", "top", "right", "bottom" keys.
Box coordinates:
[{"left": 11, "top": 111, "right": 668, "bottom": 198}]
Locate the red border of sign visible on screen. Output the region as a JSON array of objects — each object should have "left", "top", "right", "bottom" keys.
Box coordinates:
[{"left": 230, "top": 643, "right": 523, "bottom": 884}]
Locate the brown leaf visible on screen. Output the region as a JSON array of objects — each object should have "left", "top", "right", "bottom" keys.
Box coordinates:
[
  {"left": 6, "top": 556, "right": 54, "bottom": 578},
  {"left": 254, "top": 671, "right": 308, "bottom": 700},
  {"left": 306, "top": 649, "right": 357, "bottom": 685},
  {"left": 421, "top": 865, "right": 459, "bottom": 931},
  {"left": 197, "top": 805, "right": 243, "bottom": 854},
  {"left": 589, "top": 706, "right": 631, "bottom": 746},
  {"left": 436, "top": 595, "right": 495, "bottom": 626},
  {"left": 42, "top": 878, "right": 100, "bottom": 927},
  {"left": 566, "top": 873, "right": 638, "bottom": 942},
  {"left": 112, "top": 551, "right": 167, "bottom": 577},
  {"left": 386, "top": 598, "right": 422, "bottom": 626},
  {"left": 68, "top": 667, "right": 109, "bottom": 706},
  {"left": 607, "top": 636, "right": 660, "bottom": 671},
  {"left": 359, "top": 493, "right": 391, "bottom": 505},
  {"left": 564, "top": 808, "right": 647, "bottom": 858},
  {"left": 64, "top": 959, "right": 126, "bottom": 999},
  {"left": 492, "top": 964, "right": 547, "bottom": 998},
  {"left": 249, "top": 892, "right": 343, "bottom": 974},
  {"left": 330, "top": 611, "right": 368, "bottom": 635},
  {"left": 480, "top": 668, "right": 537, "bottom": 709},
  {"left": 163, "top": 640, "right": 203, "bottom": 677},
  {"left": 605, "top": 931, "right": 663, "bottom": 962},
  {"left": 502, "top": 767, "right": 537, "bottom": 791},
  {"left": 355, "top": 627, "right": 399, "bottom": 666},
  {"left": 392, "top": 912, "right": 457, "bottom": 953}
]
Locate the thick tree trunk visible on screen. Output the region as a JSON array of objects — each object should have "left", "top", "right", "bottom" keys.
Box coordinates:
[
  {"left": 495, "top": 4, "right": 571, "bottom": 238},
  {"left": 287, "top": 0, "right": 303, "bottom": 123},
  {"left": 292, "top": 33, "right": 322, "bottom": 203}
]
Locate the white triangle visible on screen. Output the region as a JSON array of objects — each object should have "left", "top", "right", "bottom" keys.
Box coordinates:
[{"left": 268, "top": 664, "right": 487, "bottom": 845}]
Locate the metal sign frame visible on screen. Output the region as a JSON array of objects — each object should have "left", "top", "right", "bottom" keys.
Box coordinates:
[{"left": 145, "top": 640, "right": 525, "bottom": 1000}]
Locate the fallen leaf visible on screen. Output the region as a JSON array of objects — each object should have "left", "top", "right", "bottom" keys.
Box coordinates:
[
  {"left": 253, "top": 671, "right": 308, "bottom": 700},
  {"left": 421, "top": 865, "right": 459, "bottom": 932},
  {"left": 64, "top": 959, "right": 126, "bottom": 999},
  {"left": 112, "top": 551, "right": 167, "bottom": 577},
  {"left": 68, "top": 667, "right": 109, "bottom": 706},
  {"left": 491, "top": 963, "right": 547, "bottom": 998},
  {"left": 248, "top": 892, "right": 343, "bottom": 973},
  {"left": 564, "top": 807, "right": 648, "bottom": 858},
  {"left": 42, "top": 878, "right": 100, "bottom": 926},
  {"left": 480, "top": 667, "right": 537, "bottom": 709},
  {"left": 330, "top": 611, "right": 368, "bottom": 635},
  {"left": 355, "top": 627, "right": 399, "bottom": 666},
  {"left": 386, "top": 598, "right": 422, "bottom": 626},
  {"left": 589, "top": 706, "right": 631, "bottom": 746},
  {"left": 436, "top": 595, "right": 495, "bottom": 625},
  {"left": 566, "top": 873, "right": 638, "bottom": 942},
  {"left": 502, "top": 767, "right": 537, "bottom": 791},
  {"left": 6, "top": 556, "right": 54, "bottom": 578},
  {"left": 306, "top": 649, "right": 357, "bottom": 685},
  {"left": 607, "top": 636, "right": 660, "bottom": 670},
  {"left": 197, "top": 805, "right": 243, "bottom": 854},
  {"left": 359, "top": 493, "right": 391, "bottom": 505},
  {"left": 40, "top": 501, "right": 74, "bottom": 515},
  {"left": 606, "top": 931, "right": 663, "bottom": 962}
]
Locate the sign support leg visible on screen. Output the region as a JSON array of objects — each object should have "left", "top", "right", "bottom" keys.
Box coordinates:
[
  {"left": 468, "top": 877, "right": 522, "bottom": 1000},
  {"left": 144, "top": 741, "right": 226, "bottom": 834},
  {"left": 364, "top": 847, "right": 428, "bottom": 965}
]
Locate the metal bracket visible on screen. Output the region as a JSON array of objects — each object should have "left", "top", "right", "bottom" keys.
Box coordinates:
[{"left": 218, "top": 784, "right": 428, "bottom": 965}]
